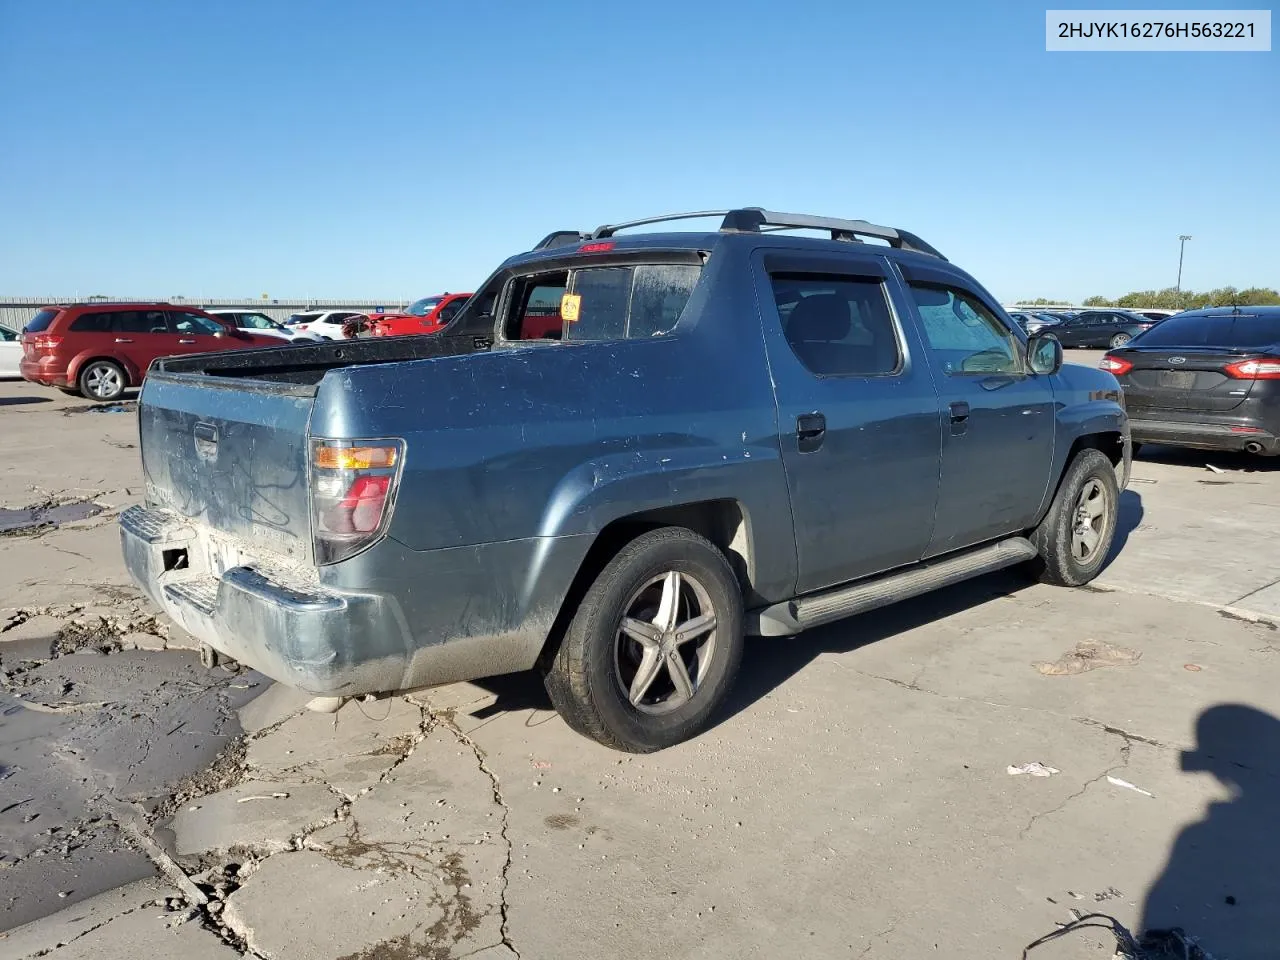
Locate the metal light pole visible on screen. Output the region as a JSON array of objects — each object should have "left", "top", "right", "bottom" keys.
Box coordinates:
[{"left": 1176, "top": 235, "right": 1192, "bottom": 294}]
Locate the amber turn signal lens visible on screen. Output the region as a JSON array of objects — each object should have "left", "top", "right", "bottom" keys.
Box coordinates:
[{"left": 312, "top": 445, "right": 399, "bottom": 470}]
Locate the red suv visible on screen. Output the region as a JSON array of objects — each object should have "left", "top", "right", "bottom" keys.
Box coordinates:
[
  {"left": 20, "top": 303, "right": 279, "bottom": 401},
  {"left": 365, "top": 292, "right": 472, "bottom": 338}
]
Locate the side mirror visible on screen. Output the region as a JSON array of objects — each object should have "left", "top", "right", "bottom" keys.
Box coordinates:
[{"left": 1027, "top": 333, "right": 1063, "bottom": 375}]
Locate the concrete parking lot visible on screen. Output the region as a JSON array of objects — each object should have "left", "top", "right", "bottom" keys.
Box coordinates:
[{"left": 2, "top": 354, "right": 1278, "bottom": 960}]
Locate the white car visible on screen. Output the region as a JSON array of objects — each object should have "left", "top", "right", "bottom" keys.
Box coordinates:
[
  {"left": 282, "top": 310, "right": 366, "bottom": 340},
  {"left": 204, "top": 310, "right": 324, "bottom": 343},
  {"left": 0, "top": 325, "right": 22, "bottom": 378}
]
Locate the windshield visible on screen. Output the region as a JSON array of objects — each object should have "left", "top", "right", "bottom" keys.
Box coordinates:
[
  {"left": 406, "top": 297, "right": 443, "bottom": 316},
  {"left": 1132, "top": 313, "right": 1280, "bottom": 349}
]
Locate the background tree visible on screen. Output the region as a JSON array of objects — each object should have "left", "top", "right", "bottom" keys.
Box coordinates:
[{"left": 1076, "top": 287, "right": 1279, "bottom": 309}]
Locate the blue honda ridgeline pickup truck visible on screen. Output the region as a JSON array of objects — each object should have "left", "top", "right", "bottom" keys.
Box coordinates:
[{"left": 121, "top": 208, "right": 1130, "bottom": 752}]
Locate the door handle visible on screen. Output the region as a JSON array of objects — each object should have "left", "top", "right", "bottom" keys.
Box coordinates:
[
  {"left": 949, "top": 401, "right": 970, "bottom": 423},
  {"left": 114, "top": 338, "right": 133, "bottom": 343},
  {"left": 178, "top": 338, "right": 196, "bottom": 344},
  {"left": 796, "top": 413, "right": 826, "bottom": 453}
]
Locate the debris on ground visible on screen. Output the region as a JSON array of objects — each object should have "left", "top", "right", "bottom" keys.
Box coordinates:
[
  {"left": 1204, "top": 463, "right": 1225, "bottom": 474},
  {"left": 1007, "top": 762, "right": 1061, "bottom": 777},
  {"left": 1107, "top": 776, "right": 1155, "bottom": 798},
  {"left": 1034, "top": 639, "right": 1142, "bottom": 676},
  {"left": 1023, "top": 911, "right": 1216, "bottom": 959}
]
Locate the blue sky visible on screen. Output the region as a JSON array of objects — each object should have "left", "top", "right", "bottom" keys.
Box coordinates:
[{"left": 0, "top": 0, "right": 1275, "bottom": 302}]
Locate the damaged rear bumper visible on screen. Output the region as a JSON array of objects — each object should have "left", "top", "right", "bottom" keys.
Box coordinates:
[{"left": 119, "top": 504, "right": 408, "bottom": 696}]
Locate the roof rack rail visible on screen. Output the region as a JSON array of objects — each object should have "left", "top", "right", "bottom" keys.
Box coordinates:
[
  {"left": 720, "top": 208, "right": 945, "bottom": 260},
  {"left": 589, "top": 210, "right": 732, "bottom": 240},
  {"left": 581, "top": 207, "right": 944, "bottom": 260}
]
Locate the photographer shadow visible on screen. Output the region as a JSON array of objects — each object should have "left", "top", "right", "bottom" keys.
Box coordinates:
[{"left": 1141, "top": 703, "right": 1280, "bottom": 959}]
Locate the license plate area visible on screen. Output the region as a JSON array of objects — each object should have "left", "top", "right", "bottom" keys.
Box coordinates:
[{"left": 1158, "top": 370, "right": 1196, "bottom": 390}]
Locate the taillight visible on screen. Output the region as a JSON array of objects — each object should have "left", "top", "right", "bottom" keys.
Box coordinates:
[
  {"left": 1099, "top": 356, "right": 1132, "bottom": 375},
  {"left": 30, "top": 334, "right": 63, "bottom": 351},
  {"left": 1224, "top": 358, "right": 1280, "bottom": 380},
  {"left": 310, "top": 438, "right": 404, "bottom": 564},
  {"left": 578, "top": 241, "right": 616, "bottom": 253}
]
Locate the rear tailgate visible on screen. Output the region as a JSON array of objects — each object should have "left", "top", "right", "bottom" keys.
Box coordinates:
[
  {"left": 1116, "top": 348, "right": 1259, "bottom": 413},
  {"left": 139, "top": 372, "right": 315, "bottom": 562}
]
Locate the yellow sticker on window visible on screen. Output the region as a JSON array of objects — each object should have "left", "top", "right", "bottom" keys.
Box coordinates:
[{"left": 560, "top": 293, "right": 581, "bottom": 323}]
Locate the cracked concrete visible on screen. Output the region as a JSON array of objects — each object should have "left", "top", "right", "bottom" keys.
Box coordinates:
[{"left": 4, "top": 370, "right": 1280, "bottom": 958}]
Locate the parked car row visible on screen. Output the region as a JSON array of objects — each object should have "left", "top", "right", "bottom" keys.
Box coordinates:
[
  {"left": 18, "top": 303, "right": 282, "bottom": 400},
  {"left": 13, "top": 293, "right": 472, "bottom": 398},
  {"left": 205, "top": 309, "right": 325, "bottom": 343}
]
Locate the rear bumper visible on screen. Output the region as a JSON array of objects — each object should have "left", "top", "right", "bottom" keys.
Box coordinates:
[
  {"left": 19, "top": 357, "right": 70, "bottom": 388},
  {"left": 119, "top": 505, "right": 410, "bottom": 695},
  {"left": 1129, "top": 416, "right": 1279, "bottom": 455}
]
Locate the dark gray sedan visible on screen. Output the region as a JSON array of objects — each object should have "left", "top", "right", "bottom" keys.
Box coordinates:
[{"left": 1053, "top": 310, "right": 1158, "bottom": 349}]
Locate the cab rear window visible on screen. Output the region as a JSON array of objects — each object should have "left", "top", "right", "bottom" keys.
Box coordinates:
[
  {"left": 24, "top": 308, "right": 59, "bottom": 333},
  {"left": 505, "top": 263, "right": 701, "bottom": 342}
]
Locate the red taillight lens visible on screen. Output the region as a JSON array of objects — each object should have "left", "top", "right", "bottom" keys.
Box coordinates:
[
  {"left": 578, "top": 241, "right": 615, "bottom": 253},
  {"left": 30, "top": 335, "right": 63, "bottom": 351},
  {"left": 311, "top": 439, "right": 404, "bottom": 564},
  {"left": 1224, "top": 358, "right": 1280, "bottom": 380},
  {"left": 320, "top": 475, "right": 391, "bottom": 535},
  {"left": 1099, "top": 356, "right": 1132, "bottom": 375}
]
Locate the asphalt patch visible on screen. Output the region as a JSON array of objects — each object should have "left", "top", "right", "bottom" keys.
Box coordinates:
[
  {"left": 0, "top": 501, "right": 104, "bottom": 536},
  {"left": 61, "top": 401, "right": 137, "bottom": 415}
]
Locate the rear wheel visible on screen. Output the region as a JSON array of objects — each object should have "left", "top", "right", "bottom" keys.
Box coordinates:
[
  {"left": 1109, "top": 332, "right": 1132, "bottom": 348},
  {"left": 543, "top": 527, "right": 743, "bottom": 753},
  {"left": 1028, "top": 448, "right": 1119, "bottom": 586},
  {"left": 78, "top": 360, "right": 127, "bottom": 401}
]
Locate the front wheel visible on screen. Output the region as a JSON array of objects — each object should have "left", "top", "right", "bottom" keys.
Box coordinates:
[
  {"left": 543, "top": 527, "right": 743, "bottom": 753},
  {"left": 1109, "top": 332, "right": 1132, "bottom": 348},
  {"left": 78, "top": 360, "right": 127, "bottom": 401},
  {"left": 1028, "top": 448, "right": 1120, "bottom": 586}
]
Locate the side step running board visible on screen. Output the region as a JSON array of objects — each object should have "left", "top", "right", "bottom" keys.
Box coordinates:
[{"left": 748, "top": 537, "right": 1038, "bottom": 637}]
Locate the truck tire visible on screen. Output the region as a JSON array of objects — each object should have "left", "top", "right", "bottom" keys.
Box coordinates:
[
  {"left": 1028, "top": 448, "right": 1119, "bottom": 587},
  {"left": 543, "top": 527, "right": 744, "bottom": 753},
  {"left": 78, "top": 360, "right": 127, "bottom": 402}
]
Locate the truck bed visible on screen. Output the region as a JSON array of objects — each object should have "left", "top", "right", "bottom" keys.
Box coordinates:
[{"left": 153, "top": 332, "right": 490, "bottom": 385}]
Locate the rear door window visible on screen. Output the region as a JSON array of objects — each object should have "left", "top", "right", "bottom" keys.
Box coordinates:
[
  {"left": 69, "top": 312, "right": 114, "bottom": 333},
  {"left": 24, "top": 309, "right": 59, "bottom": 333},
  {"left": 770, "top": 273, "right": 901, "bottom": 376},
  {"left": 115, "top": 311, "right": 167, "bottom": 334}
]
